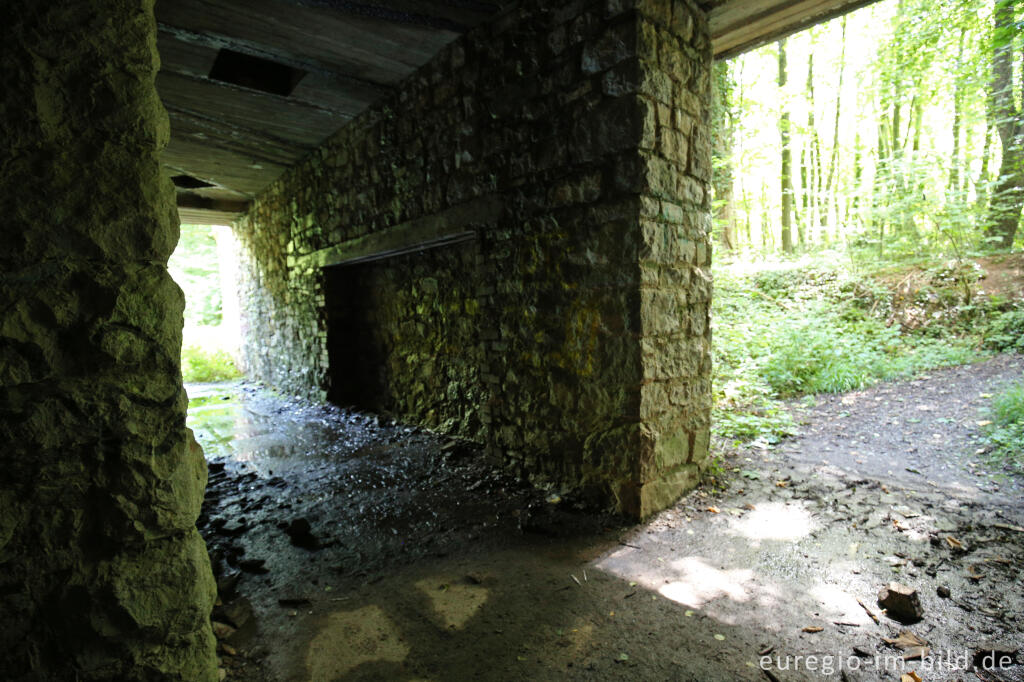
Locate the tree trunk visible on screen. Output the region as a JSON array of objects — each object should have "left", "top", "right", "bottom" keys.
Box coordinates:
[
  {"left": 799, "top": 144, "right": 809, "bottom": 242},
  {"left": 984, "top": 0, "right": 1024, "bottom": 248},
  {"left": 826, "top": 17, "right": 846, "bottom": 238},
  {"left": 976, "top": 120, "right": 994, "bottom": 216},
  {"left": 949, "top": 26, "right": 966, "bottom": 201},
  {"left": 779, "top": 38, "right": 795, "bottom": 252},
  {"left": 711, "top": 60, "right": 736, "bottom": 250}
]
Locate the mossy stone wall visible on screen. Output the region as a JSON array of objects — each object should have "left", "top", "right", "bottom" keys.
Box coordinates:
[
  {"left": 235, "top": 0, "right": 712, "bottom": 517},
  {"left": 0, "top": 1, "right": 217, "bottom": 678}
]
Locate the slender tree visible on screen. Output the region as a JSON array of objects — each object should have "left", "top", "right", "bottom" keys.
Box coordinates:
[
  {"left": 778, "top": 38, "right": 795, "bottom": 252},
  {"left": 949, "top": 26, "right": 967, "bottom": 200},
  {"left": 711, "top": 60, "right": 737, "bottom": 250},
  {"left": 825, "top": 16, "right": 847, "bottom": 239},
  {"left": 984, "top": 0, "right": 1023, "bottom": 248}
]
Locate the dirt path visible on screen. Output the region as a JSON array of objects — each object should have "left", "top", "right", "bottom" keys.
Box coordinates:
[
  {"left": 778, "top": 353, "right": 1024, "bottom": 502},
  {"left": 193, "top": 355, "right": 1024, "bottom": 682}
]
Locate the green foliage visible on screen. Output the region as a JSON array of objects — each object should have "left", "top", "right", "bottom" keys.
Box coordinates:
[
  {"left": 181, "top": 345, "right": 240, "bottom": 383},
  {"left": 169, "top": 225, "right": 223, "bottom": 327},
  {"left": 981, "top": 381, "right": 1024, "bottom": 472},
  {"left": 170, "top": 224, "right": 242, "bottom": 383},
  {"left": 716, "top": 0, "right": 1024, "bottom": 256},
  {"left": 712, "top": 255, "right": 985, "bottom": 443},
  {"left": 983, "top": 307, "right": 1024, "bottom": 352}
]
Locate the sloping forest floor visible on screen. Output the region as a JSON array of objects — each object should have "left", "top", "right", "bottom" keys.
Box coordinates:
[{"left": 191, "top": 252, "right": 1024, "bottom": 681}]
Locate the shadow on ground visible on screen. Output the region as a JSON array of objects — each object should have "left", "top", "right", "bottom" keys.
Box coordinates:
[{"left": 189, "top": 355, "right": 1024, "bottom": 682}]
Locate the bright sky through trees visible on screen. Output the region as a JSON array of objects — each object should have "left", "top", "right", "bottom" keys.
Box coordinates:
[{"left": 714, "top": 0, "right": 1023, "bottom": 258}]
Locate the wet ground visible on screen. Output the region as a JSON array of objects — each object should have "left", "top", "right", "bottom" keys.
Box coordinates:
[{"left": 189, "top": 354, "right": 1024, "bottom": 682}]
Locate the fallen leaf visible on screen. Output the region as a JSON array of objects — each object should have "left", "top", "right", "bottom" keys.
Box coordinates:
[
  {"left": 802, "top": 626, "right": 824, "bottom": 633},
  {"left": 946, "top": 536, "right": 964, "bottom": 550},
  {"left": 901, "top": 672, "right": 923, "bottom": 682},
  {"left": 707, "top": 506, "right": 720, "bottom": 514},
  {"left": 616, "top": 652, "right": 629, "bottom": 662},
  {"left": 967, "top": 564, "right": 985, "bottom": 581},
  {"left": 744, "top": 503, "right": 757, "bottom": 511},
  {"left": 713, "top": 634, "right": 726, "bottom": 641},
  {"left": 903, "top": 646, "right": 930, "bottom": 660},
  {"left": 884, "top": 630, "right": 928, "bottom": 650},
  {"left": 775, "top": 481, "right": 788, "bottom": 488},
  {"left": 976, "top": 420, "right": 993, "bottom": 427}
]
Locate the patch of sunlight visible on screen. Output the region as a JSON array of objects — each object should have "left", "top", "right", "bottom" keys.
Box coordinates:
[
  {"left": 415, "top": 578, "right": 489, "bottom": 629},
  {"left": 305, "top": 604, "right": 408, "bottom": 680},
  {"left": 727, "top": 501, "right": 813, "bottom": 542},
  {"left": 658, "top": 557, "right": 755, "bottom": 608},
  {"left": 807, "top": 583, "right": 871, "bottom": 623}
]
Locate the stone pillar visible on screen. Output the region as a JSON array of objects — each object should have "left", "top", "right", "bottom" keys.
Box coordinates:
[
  {"left": 501, "top": 0, "right": 714, "bottom": 518},
  {"left": 230, "top": 0, "right": 713, "bottom": 518},
  {"left": 0, "top": 1, "right": 217, "bottom": 679},
  {"left": 631, "top": 0, "right": 714, "bottom": 516}
]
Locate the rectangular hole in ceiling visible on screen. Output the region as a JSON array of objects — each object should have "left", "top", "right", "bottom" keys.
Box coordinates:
[
  {"left": 208, "top": 49, "right": 307, "bottom": 96},
  {"left": 171, "top": 174, "right": 216, "bottom": 189}
]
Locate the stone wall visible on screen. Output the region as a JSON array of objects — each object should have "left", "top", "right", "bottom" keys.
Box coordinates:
[
  {"left": 324, "top": 243, "right": 487, "bottom": 438},
  {"left": 0, "top": 1, "right": 217, "bottom": 678},
  {"left": 235, "top": 0, "right": 713, "bottom": 517}
]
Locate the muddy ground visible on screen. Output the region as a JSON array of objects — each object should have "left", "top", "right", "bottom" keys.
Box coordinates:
[{"left": 190, "top": 354, "right": 1023, "bottom": 682}]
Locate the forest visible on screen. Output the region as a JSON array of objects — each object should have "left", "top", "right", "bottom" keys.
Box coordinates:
[
  {"left": 709, "top": 0, "right": 1024, "bottom": 473},
  {"left": 711, "top": 0, "right": 1023, "bottom": 256}
]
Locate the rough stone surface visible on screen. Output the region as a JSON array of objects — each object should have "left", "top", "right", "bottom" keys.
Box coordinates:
[
  {"left": 877, "top": 582, "right": 925, "bottom": 623},
  {"left": 234, "top": 0, "right": 713, "bottom": 517},
  {"left": 0, "top": 1, "right": 217, "bottom": 678}
]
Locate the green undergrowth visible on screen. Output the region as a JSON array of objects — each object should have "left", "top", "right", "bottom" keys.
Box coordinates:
[
  {"left": 981, "top": 382, "right": 1024, "bottom": 473},
  {"left": 181, "top": 344, "right": 241, "bottom": 383},
  {"left": 180, "top": 325, "right": 241, "bottom": 383},
  {"left": 710, "top": 252, "right": 1021, "bottom": 445}
]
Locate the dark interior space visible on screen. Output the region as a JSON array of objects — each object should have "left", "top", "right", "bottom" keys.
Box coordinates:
[
  {"left": 324, "top": 261, "right": 390, "bottom": 410},
  {"left": 323, "top": 242, "right": 487, "bottom": 438}
]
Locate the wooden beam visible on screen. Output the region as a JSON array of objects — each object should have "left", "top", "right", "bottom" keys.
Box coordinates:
[
  {"left": 268, "top": 0, "right": 503, "bottom": 32},
  {"left": 156, "top": 27, "right": 389, "bottom": 113},
  {"left": 157, "top": 71, "right": 347, "bottom": 146},
  {"left": 175, "top": 193, "right": 250, "bottom": 225},
  {"left": 295, "top": 195, "right": 502, "bottom": 269},
  {"left": 162, "top": 135, "right": 290, "bottom": 197},
  {"left": 710, "top": 0, "right": 884, "bottom": 59},
  {"left": 155, "top": 0, "right": 457, "bottom": 86},
  {"left": 166, "top": 107, "right": 307, "bottom": 167}
]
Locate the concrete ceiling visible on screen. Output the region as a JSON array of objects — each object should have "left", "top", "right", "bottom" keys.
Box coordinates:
[{"left": 159, "top": 0, "right": 880, "bottom": 224}]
